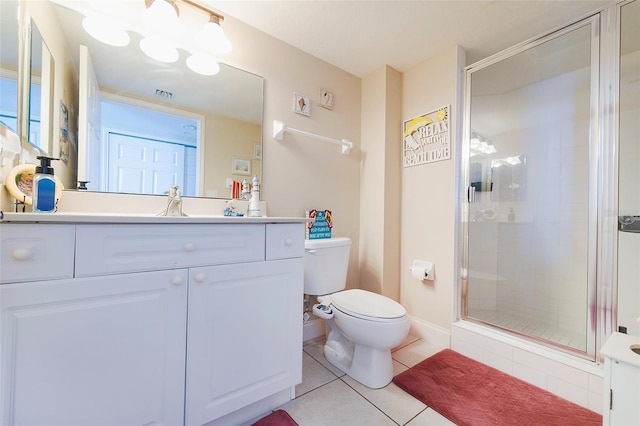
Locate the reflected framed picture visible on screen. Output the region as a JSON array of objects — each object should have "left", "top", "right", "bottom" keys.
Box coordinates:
[
  {"left": 254, "top": 143, "right": 262, "bottom": 160},
  {"left": 232, "top": 157, "right": 251, "bottom": 176}
]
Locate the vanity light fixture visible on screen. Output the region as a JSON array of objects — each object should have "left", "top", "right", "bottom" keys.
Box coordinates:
[
  {"left": 195, "top": 13, "right": 232, "bottom": 55},
  {"left": 79, "top": 0, "right": 232, "bottom": 75},
  {"left": 81, "top": 15, "right": 130, "bottom": 47},
  {"left": 186, "top": 52, "right": 221, "bottom": 75},
  {"left": 139, "top": 37, "right": 180, "bottom": 63},
  {"left": 139, "top": 0, "right": 232, "bottom": 71},
  {"left": 142, "top": 0, "right": 185, "bottom": 37}
]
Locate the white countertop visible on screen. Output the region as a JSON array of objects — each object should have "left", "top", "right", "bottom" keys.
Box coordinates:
[
  {"left": 0, "top": 212, "right": 309, "bottom": 224},
  {"left": 601, "top": 332, "right": 640, "bottom": 368}
]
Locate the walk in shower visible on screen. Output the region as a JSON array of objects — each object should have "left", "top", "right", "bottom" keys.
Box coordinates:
[{"left": 461, "top": 0, "right": 639, "bottom": 360}]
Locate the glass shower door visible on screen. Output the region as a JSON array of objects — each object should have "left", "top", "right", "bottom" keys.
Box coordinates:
[{"left": 464, "top": 18, "right": 598, "bottom": 356}]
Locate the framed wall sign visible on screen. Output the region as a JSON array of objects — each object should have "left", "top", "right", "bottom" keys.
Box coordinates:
[
  {"left": 318, "top": 88, "right": 334, "bottom": 110},
  {"left": 293, "top": 92, "right": 310, "bottom": 116},
  {"left": 403, "top": 105, "right": 451, "bottom": 167}
]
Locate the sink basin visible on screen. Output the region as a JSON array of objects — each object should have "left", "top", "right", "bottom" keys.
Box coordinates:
[{"left": 632, "top": 344, "right": 640, "bottom": 355}]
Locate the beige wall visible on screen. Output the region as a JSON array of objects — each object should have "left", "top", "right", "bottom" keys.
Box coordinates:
[
  {"left": 359, "top": 66, "right": 402, "bottom": 299},
  {"left": 220, "top": 16, "right": 363, "bottom": 287},
  {"left": 399, "top": 46, "right": 465, "bottom": 329}
]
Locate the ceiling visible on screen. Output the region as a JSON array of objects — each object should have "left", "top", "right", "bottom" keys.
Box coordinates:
[{"left": 207, "top": 0, "right": 612, "bottom": 77}]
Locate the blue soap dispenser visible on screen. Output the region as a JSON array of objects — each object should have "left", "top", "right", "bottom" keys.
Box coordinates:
[{"left": 32, "top": 156, "right": 59, "bottom": 213}]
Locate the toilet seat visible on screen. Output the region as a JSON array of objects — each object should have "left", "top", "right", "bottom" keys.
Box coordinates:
[{"left": 329, "top": 289, "right": 407, "bottom": 322}]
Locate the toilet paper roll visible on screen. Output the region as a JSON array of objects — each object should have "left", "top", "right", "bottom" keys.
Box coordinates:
[
  {"left": 410, "top": 265, "right": 427, "bottom": 280},
  {"left": 410, "top": 260, "right": 434, "bottom": 281}
]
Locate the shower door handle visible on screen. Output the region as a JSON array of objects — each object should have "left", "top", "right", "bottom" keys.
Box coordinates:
[
  {"left": 618, "top": 216, "right": 640, "bottom": 233},
  {"left": 467, "top": 186, "right": 476, "bottom": 203}
]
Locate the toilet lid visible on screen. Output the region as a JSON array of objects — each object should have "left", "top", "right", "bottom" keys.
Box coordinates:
[{"left": 330, "top": 289, "right": 407, "bottom": 320}]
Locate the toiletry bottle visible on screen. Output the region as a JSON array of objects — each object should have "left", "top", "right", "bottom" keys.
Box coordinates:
[
  {"left": 508, "top": 208, "right": 515, "bottom": 222},
  {"left": 241, "top": 178, "right": 250, "bottom": 200},
  {"left": 247, "top": 175, "right": 262, "bottom": 217},
  {"left": 32, "top": 156, "right": 59, "bottom": 213}
]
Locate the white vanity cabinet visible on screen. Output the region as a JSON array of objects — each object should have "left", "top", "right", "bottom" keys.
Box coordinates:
[
  {"left": 0, "top": 220, "right": 305, "bottom": 426},
  {"left": 0, "top": 269, "right": 189, "bottom": 426},
  {"left": 601, "top": 332, "right": 640, "bottom": 426},
  {"left": 185, "top": 259, "right": 303, "bottom": 425}
]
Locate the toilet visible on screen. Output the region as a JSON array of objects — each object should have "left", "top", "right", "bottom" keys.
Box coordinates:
[{"left": 304, "top": 237, "right": 410, "bottom": 389}]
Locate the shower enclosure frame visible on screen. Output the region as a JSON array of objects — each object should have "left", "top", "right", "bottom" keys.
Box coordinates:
[{"left": 457, "top": 2, "right": 625, "bottom": 362}]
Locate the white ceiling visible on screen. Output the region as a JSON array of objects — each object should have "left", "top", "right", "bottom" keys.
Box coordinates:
[{"left": 207, "top": 0, "right": 612, "bottom": 77}]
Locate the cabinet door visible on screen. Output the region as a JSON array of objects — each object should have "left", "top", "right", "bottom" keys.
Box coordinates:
[
  {"left": 186, "top": 259, "right": 303, "bottom": 426},
  {"left": 609, "top": 359, "right": 640, "bottom": 425},
  {"left": 0, "top": 270, "right": 188, "bottom": 426}
]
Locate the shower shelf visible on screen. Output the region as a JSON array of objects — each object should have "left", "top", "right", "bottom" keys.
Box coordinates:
[{"left": 618, "top": 216, "right": 640, "bottom": 233}]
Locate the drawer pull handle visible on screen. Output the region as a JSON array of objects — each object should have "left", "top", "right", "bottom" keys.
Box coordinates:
[
  {"left": 172, "top": 276, "right": 185, "bottom": 286},
  {"left": 11, "top": 248, "right": 33, "bottom": 261},
  {"left": 183, "top": 242, "right": 195, "bottom": 252},
  {"left": 194, "top": 273, "right": 205, "bottom": 283},
  {"left": 284, "top": 237, "right": 293, "bottom": 247}
]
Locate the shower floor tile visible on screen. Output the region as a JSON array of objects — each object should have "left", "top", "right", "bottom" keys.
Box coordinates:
[{"left": 468, "top": 309, "right": 585, "bottom": 351}]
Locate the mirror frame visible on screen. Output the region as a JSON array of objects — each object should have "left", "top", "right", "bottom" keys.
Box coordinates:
[
  {"left": 17, "top": 0, "right": 31, "bottom": 158},
  {"left": 30, "top": 19, "right": 55, "bottom": 155}
]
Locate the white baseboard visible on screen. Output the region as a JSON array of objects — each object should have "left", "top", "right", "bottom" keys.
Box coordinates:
[{"left": 409, "top": 316, "right": 451, "bottom": 349}]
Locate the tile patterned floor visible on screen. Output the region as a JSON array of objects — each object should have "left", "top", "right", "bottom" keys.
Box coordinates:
[{"left": 255, "top": 336, "right": 455, "bottom": 426}]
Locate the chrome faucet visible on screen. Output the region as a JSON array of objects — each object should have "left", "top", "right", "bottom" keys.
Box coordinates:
[{"left": 158, "top": 185, "right": 187, "bottom": 216}]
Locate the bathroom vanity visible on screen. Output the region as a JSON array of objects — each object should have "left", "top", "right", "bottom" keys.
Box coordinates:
[
  {"left": 601, "top": 332, "right": 640, "bottom": 425},
  {"left": 0, "top": 214, "right": 306, "bottom": 426}
]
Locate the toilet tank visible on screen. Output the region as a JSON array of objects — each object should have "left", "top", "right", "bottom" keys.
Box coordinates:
[{"left": 304, "top": 237, "right": 351, "bottom": 295}]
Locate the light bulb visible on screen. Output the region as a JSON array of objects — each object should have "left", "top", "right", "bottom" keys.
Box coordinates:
[
  {"left": 186, "top": 53, "right": 220, "bottom": 76},
  {"left": 82, "top": 16, "right": 130, "bottom": 47},
  {"left": 139, "top": 37, "right": 179, "bottom": 63},
  {"left": 143, "top": 0, "right": 185, "bottom": 38},
  {"left": 195, "top": 19, "right": 232, "bottom": 54}
]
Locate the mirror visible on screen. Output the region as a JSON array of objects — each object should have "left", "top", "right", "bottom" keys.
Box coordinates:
[
  {"left": 0, "top": 1, "right": 21, "bottom": 135},
  {"left": 17, "top": 0, "right": 264, "bottom": 199},
  {"left": 0, "top": 1, "right": 54, "bottom": 158}
]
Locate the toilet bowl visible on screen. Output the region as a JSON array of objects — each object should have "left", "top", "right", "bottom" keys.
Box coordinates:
[
  {"left": 304, "top": 238, "right": 410, "bottom": 388},
  {"left": 316, "top": 289, "right": 410, "bottom": 388}
]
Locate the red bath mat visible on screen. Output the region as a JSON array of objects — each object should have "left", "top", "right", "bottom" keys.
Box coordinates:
[
  {"left": 250, "top": 409, "right": 298, "bottom": 426},
  {"left": 393, "top": 349, "right": 602, "bottom": 426}
]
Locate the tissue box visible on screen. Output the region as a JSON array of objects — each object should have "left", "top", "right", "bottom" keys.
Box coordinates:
[{"left": 306, "top": 209, "right": 333, "bottom": 239}]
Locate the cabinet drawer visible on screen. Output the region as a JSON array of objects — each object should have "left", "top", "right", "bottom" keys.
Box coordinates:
[
  {"left": 75, "top": 224, "right": 265, "bottom": 276},
  {"left": 0, "top": 224, "right": 75, "bottom": 283},
  {"left": 265, "top": 223, "right": 304, "bottom": 260}
]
